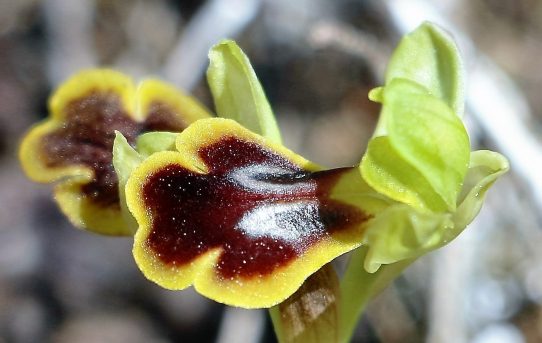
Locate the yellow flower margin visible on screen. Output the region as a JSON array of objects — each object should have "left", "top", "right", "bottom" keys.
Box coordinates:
[
  {"left": 19, "top": 69, "right": 211, "bottom": 235},
  {"left": 125, "top": 118, "right": 376, "bottom": 308}
]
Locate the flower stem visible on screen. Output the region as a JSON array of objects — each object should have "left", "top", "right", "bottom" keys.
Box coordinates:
[
  {"left": 269, "top": 306, "right": 284, "bottom": 342},
  {"left": 338, "top": 247, "right": 413, "bottom": 343}
]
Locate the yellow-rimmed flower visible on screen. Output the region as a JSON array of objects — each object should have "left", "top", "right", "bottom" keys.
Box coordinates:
[
  {"left": 17, "top": 28, "right": 510, "bottom": 343},
  {"left": 19, "top": 69, "right": 211, "bottom": 235},
  {"left": 125, "top": 118, "right": 376, "bottom": 308}
]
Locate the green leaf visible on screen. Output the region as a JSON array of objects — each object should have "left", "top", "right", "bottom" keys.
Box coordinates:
[
  {"left": 361, "top": 79, "right": 470, "bottom": 212},
  {"left": 385, "top": 21, "right": 465, "bottom": 116},
  {"left": 207, "top": 40, "right": 282, "bottom": 143}
]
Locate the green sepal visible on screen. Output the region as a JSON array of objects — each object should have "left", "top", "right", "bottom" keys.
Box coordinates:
[
  {"left": 363, "top": 205, "right": 453, "bottom": 273},
  {"left": 112, "top": 131, "right": 182, "bottom": 233},
  {"left": 136, "top": 131, "right": 179, "bottom": 157},
  {"left": 361, "top": 136, "right": 449, "bottom": 212},
  {"left": 368, "top": 87, "right": 384, "bottom": 103},
  {"left": 207, "top": 40, "right": 282, "bottom": 143},
  {"left": 112, "top": 132, "right": 144, "bottom": 234},
  {"left": 361, "top": 79, "right": 470, "bottom": 212},
  {"left": 362, "top": 149, "right": 508, "bottom": 273},
  {"left": 385, "top": 21, "right": 465, "bottom": 116},
  {"left": 453, "top": 150, "right": 509, "bottom": 231}
]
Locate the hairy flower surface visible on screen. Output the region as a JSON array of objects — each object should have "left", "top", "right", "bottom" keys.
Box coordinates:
[
  {"left": 19, "top": 69, "right": 210, "bottom": 235},
  {"left": 125, "top": 118, "right": 380, "bottom": 308}
]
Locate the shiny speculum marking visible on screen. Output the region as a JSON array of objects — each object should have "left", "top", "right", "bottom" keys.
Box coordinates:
[
  {"left": 42, "top": 92, "right": 187, "bottom": 207},
  {"left": 143, "top": 136, "right": 367, "bottom": 279}
]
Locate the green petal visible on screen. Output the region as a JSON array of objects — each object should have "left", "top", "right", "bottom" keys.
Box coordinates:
[
  {"left": 361, "top": 136, "right": 448, "bottom": 212},
  {"left": 453, "top": 150, "right": 510, "bottom": 231},
  {"left": 112, "top": 131, "right": 181, "bottom": 233},
  {"left": 361, "top": 79, "right": 470, "bottom": 212},
  {"left": 362, "top": 150, "right": 508, "bottom": 273},
  {"left": 112, "top": 132, "right": 144, "bottom": 234},
  {"left": 136, "top": 131, "right": 179, "bottom": 157},
  {"left": 363, "top": 204, "right": 453, "bottom": 273},
  {"left": 207, "top": 40, "right": 282, "bottom": 143},
  {"left": 385, "top": 22, "right": 465, "bottom": 116},
  {"left": 368, "top": 87, "right": 384, "bottom": 103}
]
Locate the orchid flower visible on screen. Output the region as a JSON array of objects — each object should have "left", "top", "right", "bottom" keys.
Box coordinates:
[
  {"left": 19, "top": 22, "right": 508, "bottom": 343},
  {"left": 19, "top": 70, "right": 210, "bottom": 235}
]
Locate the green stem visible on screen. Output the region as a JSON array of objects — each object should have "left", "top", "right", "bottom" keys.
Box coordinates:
[
  {"left": 338, "top": 247, "right": 413, "bottom": 343},
  {"left": 269, "top": 306, "right": 285, "bottom": 342}
]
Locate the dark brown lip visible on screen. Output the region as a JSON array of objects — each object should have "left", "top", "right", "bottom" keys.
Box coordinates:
[
  {"left": 41, "top": 91, "right": 189, "bottom": 208},
  {"left": 142, "top": 136, "right": 369, "bottom": 280}
]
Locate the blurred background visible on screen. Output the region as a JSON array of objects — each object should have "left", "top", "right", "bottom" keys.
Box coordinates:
[{"left": 1, "top": 0, "right": 541, "bottom": 342}]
